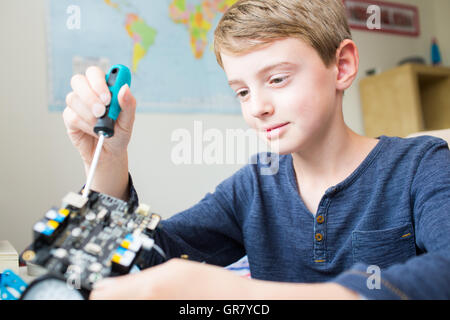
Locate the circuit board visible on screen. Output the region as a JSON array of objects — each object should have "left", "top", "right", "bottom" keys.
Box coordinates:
[{"left": 21, "top": 190, "right": 162, "bottom": 295}]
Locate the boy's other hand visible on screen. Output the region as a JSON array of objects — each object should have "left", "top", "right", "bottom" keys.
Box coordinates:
[
  {"left": 89, "top": 258, "right": 360, "bottom": 300},
  {"left": 89, "top": 258, "right": 256, "bottom": 300}
]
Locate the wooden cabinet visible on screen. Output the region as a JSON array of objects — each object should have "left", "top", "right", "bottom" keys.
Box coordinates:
[{"left": 359, "top": 63, "right": 450, "bottom": 138}]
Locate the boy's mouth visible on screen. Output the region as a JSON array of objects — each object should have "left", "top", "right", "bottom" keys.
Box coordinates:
[
  {"left": 264, "top": 122, "right": 290, "bottom": 140},
  {"left": 265, "top": 122, "right": 290, "bottom": 132}
]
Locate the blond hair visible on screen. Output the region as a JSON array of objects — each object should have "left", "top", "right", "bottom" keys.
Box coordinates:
[{"left": 214, "top": 0, "right": 352, "bottom": 68}]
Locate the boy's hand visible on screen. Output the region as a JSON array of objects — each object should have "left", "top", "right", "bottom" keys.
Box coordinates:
[
  {"left": 89, "top": 258, "right": 255, "bottom": 300},
  {"left": 63, "top": 66, "right": 136, "bottom": 168},
  {"left": 89, "top": 258, "right": 360, "bottom": 300},
  {"left": 63, "top": 66, "right": 136, "bottom": 199}
]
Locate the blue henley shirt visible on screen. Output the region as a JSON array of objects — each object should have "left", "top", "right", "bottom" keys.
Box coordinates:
[{"left": 130, "top": 135, "right": 450, "bottom": 300}]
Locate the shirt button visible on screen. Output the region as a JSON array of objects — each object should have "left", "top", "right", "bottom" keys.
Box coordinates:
[
  {"left": 315, "top": 233, "right": 323, "bottom": 242},
  {"left": 317, "top": 215, "right": 324, "bottom": 224}
]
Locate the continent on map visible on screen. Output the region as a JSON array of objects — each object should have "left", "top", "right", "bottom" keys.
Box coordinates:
[
  {"left": 104, "top": 0, "right": 119, "bottom": 9},
  {"left": 125, "top": 14, "right": 157, "bottom": 73},
  {"left": 169, "top": 0, "right": 238, "bottom": 59},
  {"left": 105, "top": 0, "right": 157, "bottom": 73}
]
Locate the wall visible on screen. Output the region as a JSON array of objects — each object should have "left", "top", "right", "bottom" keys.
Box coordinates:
[
  {"left": 432, "top": 0, "right": 450, "bottom": 64},
  {"left": 343, "top": 0, "right": 449, "bottom": 136},
  {"left": 0, "top": 0, "right": 449, "bottom": 251}
]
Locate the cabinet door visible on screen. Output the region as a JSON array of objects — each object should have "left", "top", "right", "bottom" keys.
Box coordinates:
[{"left": 360, "top": 65, "right": 423, "bottom": 138}]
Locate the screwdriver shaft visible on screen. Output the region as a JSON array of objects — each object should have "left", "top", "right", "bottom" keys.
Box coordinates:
[{"left": 82, "top": 132, "right": 106, "bottom": 198}]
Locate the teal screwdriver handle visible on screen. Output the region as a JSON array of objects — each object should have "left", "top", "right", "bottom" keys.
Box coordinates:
[{"left": 94, "top": 64, "right": 131, "bottom": 137}]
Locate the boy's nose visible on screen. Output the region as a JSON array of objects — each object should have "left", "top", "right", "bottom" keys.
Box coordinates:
[{"left": 250, "top": 96, "right": 274, "bottom": 119}]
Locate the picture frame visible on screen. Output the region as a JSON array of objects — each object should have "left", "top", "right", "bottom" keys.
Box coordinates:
[{"left": 343, "top": 0, "right": 420, "bottom": 37}]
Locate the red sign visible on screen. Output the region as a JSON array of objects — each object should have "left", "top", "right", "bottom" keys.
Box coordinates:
[{"left": 343, "top": 0, "right": 420, "bottom": 37}]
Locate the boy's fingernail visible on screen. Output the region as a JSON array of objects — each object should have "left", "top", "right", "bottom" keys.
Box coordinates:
[
  {"left": 123, "top": 84, "right": 130, "bottom": 103},
  {"left": 93, "top": 103, "right": 106, "bottom": 118},
  {"left": 100, "top": 92, "right": 110, "bottom": 106}
]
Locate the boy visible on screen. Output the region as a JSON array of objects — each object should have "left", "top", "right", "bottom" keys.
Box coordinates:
[{"left": 64, "top": 0, "right": 450, "bottom": 299}]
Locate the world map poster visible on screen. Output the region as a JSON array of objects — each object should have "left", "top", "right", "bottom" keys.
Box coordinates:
[{"left": 47, "top": 0, "right": 241, "bottom": 113}]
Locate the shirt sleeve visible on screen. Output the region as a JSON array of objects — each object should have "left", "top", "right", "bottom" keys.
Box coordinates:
[
  {"left": 331, "top": 139, "right": 450, "bottom": 300},
  {"left": 129, "top": 166, "right": 252, "bottom": 269}
]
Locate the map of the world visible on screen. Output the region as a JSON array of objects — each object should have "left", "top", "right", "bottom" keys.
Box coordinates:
[{"left": 47, "top": 0, "right": 241, "bottom": 113}]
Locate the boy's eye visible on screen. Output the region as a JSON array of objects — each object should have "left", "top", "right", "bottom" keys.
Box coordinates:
[
  {"left": 236, "top": 90, "right": 249, "bottom": 98},
  {"left": 270, "top": 76, "right": 288, "bottom": 84}
]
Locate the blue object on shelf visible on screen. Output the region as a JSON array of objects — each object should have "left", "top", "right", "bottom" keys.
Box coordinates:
[
  {"left": 431, "top": 37, "right": 442, "bottom": 66},
  {"left": 0, "top": 269, "right": 28, "bottom": 300}
]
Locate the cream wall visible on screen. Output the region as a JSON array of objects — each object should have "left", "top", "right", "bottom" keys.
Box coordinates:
[
  {"left": 432, "top": 0, "right": 450, "bottom": 64},
  {"left": 1, "top": 0, "right": 449, "bottom": 251},
  {"left": 343, "top": 0, "right": 449, "bottom": 135}
]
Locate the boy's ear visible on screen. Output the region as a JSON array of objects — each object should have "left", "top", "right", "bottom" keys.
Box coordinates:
[{"left": 335, "top": 39, "right": 359, "bottom": 91}]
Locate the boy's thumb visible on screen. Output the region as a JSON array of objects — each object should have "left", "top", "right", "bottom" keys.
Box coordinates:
[{"left": 117, "top": 84, "right": 136, "bottom": 131}]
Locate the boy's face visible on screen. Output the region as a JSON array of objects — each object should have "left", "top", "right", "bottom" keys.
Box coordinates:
[{"left": 221, "top": 38, "right": 340, "bottom": 155}]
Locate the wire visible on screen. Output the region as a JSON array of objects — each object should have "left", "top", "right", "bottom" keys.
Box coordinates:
[{"left": 152, "top": 243, "right": 167, "bottom": 261}]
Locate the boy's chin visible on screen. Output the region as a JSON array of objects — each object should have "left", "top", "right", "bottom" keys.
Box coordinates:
[
  {"left": 277, "top": 148, "right": 298, "bottom": 156},
  {"left": 257, "top": 133, "right": 304, "bottom": 156},
  {"left": 266, "top": 140, "right": 297, "bottom": 156}
]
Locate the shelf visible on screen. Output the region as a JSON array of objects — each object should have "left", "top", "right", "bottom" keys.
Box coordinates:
[{"left": 359, "top": 63, "right": 450, "bottom": 138}]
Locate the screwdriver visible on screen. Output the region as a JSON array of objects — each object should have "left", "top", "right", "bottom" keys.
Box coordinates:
[{"left": 82, "top": 64, "right": 132, "bottom": 198}]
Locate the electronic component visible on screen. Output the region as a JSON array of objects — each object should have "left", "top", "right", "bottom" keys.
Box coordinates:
[
  {"left": 85, "top": 212, "right": 96, "bottom": 222},
  {"left": 21, "top": 190, "right": 163, "bottom": 299},
  {"left": 111, "top": 246, "right": 136, "bottom": 273},
  {"left": 45, "top": 208, "right": 69, "bottom": 223},
  {"left": 120, "top": 233, "right": 142, "bottom": 252},
  {"left": 20, "top": 275, "right": 85, "bottom": 300},
  {"left": 33, "top": 219, "right": 62, "bottom": 244},
  {"left": 84, "top": 243, "right": 102, "bottom": 256},
  {"left": 0, "top": 269, "right": 28, "bottom": 300},
  {"left": 62, "top": 192, "right": 88, "bottom": 210},
  {"left": 97, "top": 208, "right": 108, "bottom": 221},
  {"left": 52, "top": 248, "right": 68, "bottom": 259},
  {"left": 146, "top": 214, "right": 161, "bottom": 236},
  {"left": 136, "top": 203, "right": 150, "bottom": 216}
]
